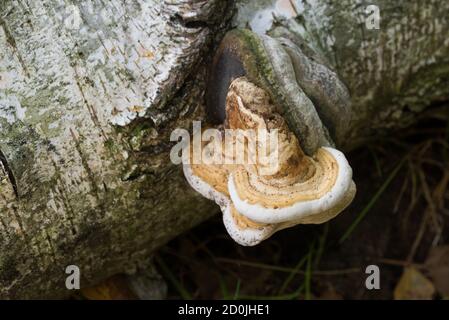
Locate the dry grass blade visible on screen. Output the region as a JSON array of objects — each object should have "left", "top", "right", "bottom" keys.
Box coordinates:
[{"left": 215, "top": 257, "right": 360, "bottom": 276}]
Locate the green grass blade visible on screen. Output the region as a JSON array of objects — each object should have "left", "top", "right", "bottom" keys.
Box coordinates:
[
  {"left": 368, "top": 147, "right": 383, "bottom": 177},
  {"left": 218, "top": 275, "right": 229, "bottom": 300},
  {"left": 314, "top": 223, "right": 329, "bottom": 267},
  {"left": 278, "top": 253, "right": 308, "bottom": 294},
  {"left": 155, "top": 256, "right": 192, "bottom": 300},
  {"left": 233, "top": 279, "right": 241, "bottom": 300},
  {"left": 339, "top": 156, "right": 407, "bottom": 244},
  {"left": 304, "top": 245, "right": 314, "bottom": 300}
]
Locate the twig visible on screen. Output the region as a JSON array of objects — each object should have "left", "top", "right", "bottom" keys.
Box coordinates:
[{"left": 215, "top": 257, "right": 361, "bottom": 276}]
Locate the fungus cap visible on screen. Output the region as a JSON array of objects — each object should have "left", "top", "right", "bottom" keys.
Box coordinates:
[{"left": 182, "top": 76, "right": 356, "bottom": 246}]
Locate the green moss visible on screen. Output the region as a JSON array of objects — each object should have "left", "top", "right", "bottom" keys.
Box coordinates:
[{"left": 228, "top": 29, "right": 287, "bottom": 113}]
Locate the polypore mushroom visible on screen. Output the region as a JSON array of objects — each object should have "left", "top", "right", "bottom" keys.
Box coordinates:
[
  {"left": 184, "top": 29, "right": 355, "bottom": 245},
  {"left": 183, "top": 77, "right": 355, "bottom": 246}
]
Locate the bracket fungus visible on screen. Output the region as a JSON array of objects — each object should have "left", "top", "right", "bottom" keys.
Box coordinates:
[
  {"left": 184, "top": 76, "right": 355, "bottom": 246},
  {"left": 183, "top": 29, "right": 355, "bottom": 246}
]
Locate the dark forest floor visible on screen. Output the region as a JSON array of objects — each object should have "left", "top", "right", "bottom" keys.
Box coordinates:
[{"left": 154, "top": 107, "right": 449, "bottom": 300}]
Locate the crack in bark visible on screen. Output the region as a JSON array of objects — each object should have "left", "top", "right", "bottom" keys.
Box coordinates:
[
  {"left": 170, "top": 13, "right": 210, "bottom": 29},
  {"left": 0, "top": 149, "right": 19, "bottom": 199}
]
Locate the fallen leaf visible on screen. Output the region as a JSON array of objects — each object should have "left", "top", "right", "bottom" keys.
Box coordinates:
[
  {"left": 425, "top": 245, "right": 449, "bottom": 297},
  {"left": 394, "top": 267, "right": 435, "bottom": 300}
]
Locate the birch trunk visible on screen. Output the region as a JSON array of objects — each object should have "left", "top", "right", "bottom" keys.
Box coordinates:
[{"left": 0, "top": 0, "right": 447, "bottom": 298}]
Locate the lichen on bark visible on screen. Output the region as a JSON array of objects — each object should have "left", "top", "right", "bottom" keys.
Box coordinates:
[{"left": 0, "top": 0, "right": 233, "bottom": 299}]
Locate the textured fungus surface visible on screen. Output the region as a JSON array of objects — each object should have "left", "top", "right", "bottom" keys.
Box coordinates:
[{"left": 184, "top": 77, "right": 356, "bottom": 246}]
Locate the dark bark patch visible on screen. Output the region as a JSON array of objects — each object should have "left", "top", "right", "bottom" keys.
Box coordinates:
[{"left": 0, "top": 149, "right": 19, "bottom": 199}]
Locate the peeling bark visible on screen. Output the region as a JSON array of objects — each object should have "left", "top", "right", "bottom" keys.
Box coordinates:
[{"left": 0, "top": 0, "right": 447, "bottom": 298}]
